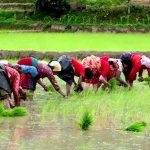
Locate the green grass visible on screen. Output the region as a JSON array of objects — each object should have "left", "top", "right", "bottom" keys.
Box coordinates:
[
  {"left": 0, "top": 32, "right": 150, "bottom": 52},
  {"left": 42, "top": 79, "right": 150, "bottom": 129}
]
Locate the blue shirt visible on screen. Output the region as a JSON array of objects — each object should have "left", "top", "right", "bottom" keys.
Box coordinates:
[{"left": 20, "top": 65, "right": 38, "bottom": 78}]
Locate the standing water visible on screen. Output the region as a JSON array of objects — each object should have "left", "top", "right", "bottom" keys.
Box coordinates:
[{"left": 0, "top": 88, "right": 150, "bottom": 150}]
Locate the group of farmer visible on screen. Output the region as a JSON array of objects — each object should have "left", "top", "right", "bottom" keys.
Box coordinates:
[{"left": 0, "top": 52, "right": 150, "bottom": 109}]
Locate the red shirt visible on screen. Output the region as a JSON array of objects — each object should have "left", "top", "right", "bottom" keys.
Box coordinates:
[
  {"left": 37, "top": 62, "right": 60, "bottom": 91},
  {"left": 100, "top": 55, "right": 110, "bottom": 62},
  {"left": 5, "top": 66, "right": 20, "bottom": 104},
  {"left": 98, "top": 59, "right": 110, "bottom": 78},
  {"left": 71, "top": 57, "right": 85, "bottom": 77},
  {"left": 18, "top": 57, "right": 33, "bottom": 66},
  {"left": 129, "top": 54, "right": 141, "bottom": 83}
]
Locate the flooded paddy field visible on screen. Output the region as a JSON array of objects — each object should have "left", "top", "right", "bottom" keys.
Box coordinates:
[{"left": 0, "top": 79, "right": 150, "bottom": 150}]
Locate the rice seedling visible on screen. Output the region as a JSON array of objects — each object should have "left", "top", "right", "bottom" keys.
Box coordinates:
[
  {"left": 11, "top": 107, "right": 28, "bottom": 116},
  {"left": 0, "top": 104, "right": 5, "bottom": 114},
  {"left": 125, "top": 121, "right": 147, "bottom": 132},
  {"left": 109, "top": 78, "right": 117, "bottom": 90},
  {"left": 0, "top": 104, "right": 28, "bottom": 117},
  {"left": 79, "top": 111, "right": 93, "bottom": 130},
  {"left": 144, "top": 77, "right": 150, "bottom": 87}
]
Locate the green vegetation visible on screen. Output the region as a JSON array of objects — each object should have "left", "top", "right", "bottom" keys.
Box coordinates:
[
  {"left": 0, "top": 0, "right": 149, "bottom": 31},
  {"left": 79, "top": 111, "right": 93, "bottom": 130},
  {"left": 0, "top": 104, "right": 28, "bottom": 117},
  {"left": 144, "top": 77, "right": 150, "bottom": 87},
  {"left": 109, "top": 78, "right": 117, "bottom": 90},
  {"left": 125, "top": 121, "right": 147, "bottom": 132},
  {"left": 42, "top": 80, "right": 150, "bottom": 129},
  {"left": 0, "top": 32, "right": 150, "bottom": 51}
]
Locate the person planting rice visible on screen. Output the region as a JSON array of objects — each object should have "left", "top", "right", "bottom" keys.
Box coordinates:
[
  {"left": 0, "top": 64, "right": 13, "bottom": 109},
  {"left": 108, "top": 58, "right": 128, "bottom": 87},
  {"left": 120, "top": 52, "right": 142, "bottom": 87},
  {"left": 49, "top": 55, "right": 93, "bottom": 96},
  {"left": 12, "top": 64, "right": 38, "bottom": 100},
  {"left": 138, "top": 55, "right": 150, "bottom": 81},
  {"left": 0, "top": 64, "right": 22, "bottom": 107},
  {"left": 18, "top": 57, "right": 66, "bottom": 98},
  {"left": 81, "top": 55, "right": 114, "bottom": 91}
]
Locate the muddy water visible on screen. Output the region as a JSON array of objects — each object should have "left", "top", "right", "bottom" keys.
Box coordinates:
[{"left": 0, "top": 95, "right": 150, "bottom": 150}]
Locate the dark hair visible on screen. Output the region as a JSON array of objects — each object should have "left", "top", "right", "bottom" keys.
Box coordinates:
[
  {"left": 85, "top": 68, "right": 93, "bottom": 79},
  {"left": 48, "top": 62, "right": 54, "bottom": 70},
  {"left": 109, "top": 61, "right": 116, "bottom": 69},
  {"left": 120, "top": 52, "right": 132, "bottom": 66}
]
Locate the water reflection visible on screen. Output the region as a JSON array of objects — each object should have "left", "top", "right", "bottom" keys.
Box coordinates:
[{"left": 0, "top": 95, "right": 149, "bottom": 150}]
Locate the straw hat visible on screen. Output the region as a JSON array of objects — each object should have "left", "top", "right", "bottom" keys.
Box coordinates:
[{"left": 49, "top": 61, "right": 61, "bottom": 72}]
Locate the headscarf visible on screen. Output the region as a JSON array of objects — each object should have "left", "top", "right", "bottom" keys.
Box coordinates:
[{"left": 82, "top": 55, "right": 101, "bottom": 74}]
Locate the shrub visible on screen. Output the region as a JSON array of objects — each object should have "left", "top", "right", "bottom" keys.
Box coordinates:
[{"left": 35, "top": 0, "right": 70, "bottom": 18}]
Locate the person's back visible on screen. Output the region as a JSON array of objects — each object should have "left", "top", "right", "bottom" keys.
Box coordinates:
[
  {"left": 71, "top": 57, "right": 85, "bottom": 77},
  {"left": 18, "top": 57, "right": 38, "bottom": 68},
  {"left": 0, "top": 65, "right": 12, "bottom": 108}
]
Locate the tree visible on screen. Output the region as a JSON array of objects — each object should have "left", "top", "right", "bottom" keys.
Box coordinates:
[{"left": 35, "top": 0, "right": 70, "bottom": 18}]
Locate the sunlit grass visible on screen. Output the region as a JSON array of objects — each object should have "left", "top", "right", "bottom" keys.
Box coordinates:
[
  {"left": 41, "top": 80, "right": 150, "bottom": 129},
  {"left": 0, "top": 32, "right": 150, "bottom": 51}
]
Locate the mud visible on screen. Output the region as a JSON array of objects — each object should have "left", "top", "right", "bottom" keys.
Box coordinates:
[{"left": 0, "top": 50, "right": 150, "bottom": 60}]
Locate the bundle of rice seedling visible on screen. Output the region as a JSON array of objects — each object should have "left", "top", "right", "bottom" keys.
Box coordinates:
[
  {"left": 1, "top": 109, "right": 14, "bottom": 117},
  {"left": 26, "top": 92, "right": 33, "bottom": 100},
  {"left": 11, "top": 107, "right": 28, "bottom": 116},
  {"left": 109, "top": 78, "right": 117, "bottom": 90},
  {"left": 0, "top": 104, "right": 5, "bottom": 113},
  {"left": 144, "top": 77, "right": 150, "bottom": 87},
  {"left": 79, "top": 111, "right": 93, "bottom": 130},
  {"left": 0, "top": 104, "right": 28, "bottom": 117},
  {"left": 125, "top": 121, "right": 147, "bottom": 132}
]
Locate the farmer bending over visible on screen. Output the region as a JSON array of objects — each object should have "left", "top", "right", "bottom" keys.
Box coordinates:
[
  {"left": 18, "top": 57, "right": 66, "bottom": 98},
  {"left": 120, "top": 52, "right": 142, "bottom": 87},
  {"left": 49, "top": 55, "right": 93, "bottom": 96}
]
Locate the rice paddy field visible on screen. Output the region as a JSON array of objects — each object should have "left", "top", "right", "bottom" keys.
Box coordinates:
[
  {"left": 0, "top": 32, "right": 150, "bottom": 149},
  {"left": 0, "top": 32, "right": 150, "bottom": 51}
]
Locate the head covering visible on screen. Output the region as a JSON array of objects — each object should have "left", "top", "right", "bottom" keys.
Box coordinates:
[
  {"left": 109, "top": 58, "right": 123, "bottom": 72},
  {"left": 141, "top": 55, "right": 150, "bottom": 68},
  {"left": 120, "top": 52, "right": 132, "bottom": 65},
  {"left": 49, "top": 61, "right": 62, "bottom": 72},
  {"left": 82, "top": 55, "right": 101, "bottom": 74}
]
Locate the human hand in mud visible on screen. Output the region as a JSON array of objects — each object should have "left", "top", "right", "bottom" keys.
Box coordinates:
[
  {"left": 15, "top": 101, "right": 20, "bottom": 107},
  {"left": 138, "top": 76, "right": 144, "bottom": 82},
  {"left": 74, "top": 84, "right": 83, "bottom": 92},
  {"left": 43, "top": 85, "right": 49, "bottom": 92}
]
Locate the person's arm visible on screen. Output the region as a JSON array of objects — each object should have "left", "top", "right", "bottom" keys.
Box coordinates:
[
  {"left": 95, "top": 82, "right": 102, "bottom": 92},
  {"left": 47, "top": 69, "right": 66, "bottom": 97},
  {"left": 116, "top": 70, "right": 128, "bottom": 87},
  {"left": 138, "top": 67, "right": 144, "bottom": 81},
  {"left": 99, "top": 75, "right": 110, "bottom": 88},
  {"left": 37, "top": 79, "right": 49, "bottom": 91}
]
